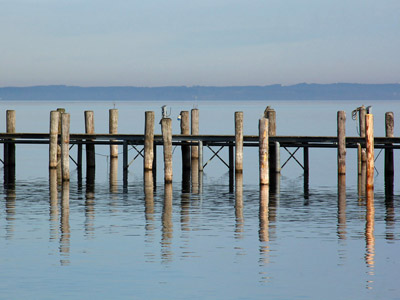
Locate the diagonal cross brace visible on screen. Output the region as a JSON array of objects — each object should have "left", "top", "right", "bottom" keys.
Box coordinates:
[
  {"left": 203, "top": 145, "right": 229, "bottom": 169},
  {"left": 281, "top": 147, "right": 304, "bottom": 170}
]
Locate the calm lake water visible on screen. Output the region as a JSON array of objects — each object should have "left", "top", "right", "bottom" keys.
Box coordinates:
[{"left": 0, "top": 100, "right": 399, "bottom": 299}]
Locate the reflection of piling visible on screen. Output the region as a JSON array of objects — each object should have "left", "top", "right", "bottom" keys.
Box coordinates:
[
  {"left": 337, "top": 111, "right": 346, "bottom": 175},
  {"left": 61, "top": 113, "right": 70, "bottom": 181},
  {"left": 366, "top": 114, "right": 374, "bottom": 191},
  {"left": 235, "top": 112, "right": 243, "bottom": 174},
  {"left": 337, "top": 175, "right": 346, "bottom": 240},
  {"left": 365, "top": 188, "right": 375, "bottom": 288},
  {"left": 161, "top": 183, "right": 173, "bottom": 262},
  {"left": 5, "top": 183, "right": 16, "bottom": 239},
  {"left": 384, "top": 112, "right": 394, "bottom": 194},
  {"left": 235, "top": 173, "right": 244, "bottom": 239},
  {"left": 259, "top": 118, "right": 269, "bottom": 185},
  {"left": 259, "top": 184, "right": 270, "bottom": 267},
  {"left": 60, "top": 181, "right": 70, "bottom": 265},
  {"left": 144, "top": 111, "right": 155, "bottom": 171},
  {"left": 109, "top": 109, "right": 119, "bottom": 158},
  {"left": 49, "top": 169, "right": 59, "bottom": 241},
  {"left": 161, "top": 118, "right": 173, "bottom": 183}
]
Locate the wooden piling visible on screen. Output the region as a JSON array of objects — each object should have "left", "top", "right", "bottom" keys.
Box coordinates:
[
  {"left": 109, "top": 109, "right": 118, "bottom": 158},
  {"left": 385, "top": 112, "right": 394, "bottom": 177},
  {"left": 235, "top": 112, "right": 243, "bottom": 173},
  {"left": 264, "top": 107, "right": 279, "bottom": 174},
  {"left": 85, "top": 111, "right": 95, "bottom": 169},
  {"left": 198, "top": 140, "right": 203, "bottom": 173},
  {"left": 229, "top": 144, "right": 234, "bottom": 192},
  {"left": 366, "top": 114, "right": 374, "bottom": 190},
  {"left": 61, "top": 113, "right": 70, "bottom": 181},
  {"left": 144, "top": 111, "right": 155, "bottom": 171},
  {"left": 359, "top": 105, "right": 367, "bottom": 163},
  {"left": 259, "top": 118, "right": 269, "bottom": 185},
  {"left": 4, "top": 110, "right": 16, "bottom": 169},
  {"left": 180, "top": 111, "right": 191, "bottom": 175},
  {"left": 49, "top": 111, "right": 60, "bottom": 169},
  {"left": 56, "top": 108, "right": 65, "bottom": 161},
  {"left": 191, "top": 109, "right": 199, "bottom": 160},
  {"left": 161, "top": 118, "right": 173, "bottom": 183},
  {"left": 337, "top": 111, "right": 346, "bottom": 175}
]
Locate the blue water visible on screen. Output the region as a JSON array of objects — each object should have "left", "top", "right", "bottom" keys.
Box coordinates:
[{"left": 0, "top": 100, "right": 399, "bottom": 299}]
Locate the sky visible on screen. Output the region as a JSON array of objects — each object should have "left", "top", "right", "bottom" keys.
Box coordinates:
[{"left": 1, "top": 0, "right": 399, "bottom": 87}]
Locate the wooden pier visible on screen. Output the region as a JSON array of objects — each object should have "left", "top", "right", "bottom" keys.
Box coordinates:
[{"left": 0, "top": 108, "right": 398, "bottom": 195}]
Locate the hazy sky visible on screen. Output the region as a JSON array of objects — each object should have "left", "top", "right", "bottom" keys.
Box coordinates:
[{"left": 1, "top": 0, "right": 399, "bottom": 86}]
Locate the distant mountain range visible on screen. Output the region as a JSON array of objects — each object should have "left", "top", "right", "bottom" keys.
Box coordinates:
[{"left": 1, "top": 83, "right": 400, "bottom": 100}]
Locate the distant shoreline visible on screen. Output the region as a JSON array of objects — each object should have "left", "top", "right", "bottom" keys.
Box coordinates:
[{"left": 1, "top": 83, "right": 400, "bottom": 100}]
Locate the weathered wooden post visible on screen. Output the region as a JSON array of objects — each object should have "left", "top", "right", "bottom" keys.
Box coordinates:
[
  {"left": 180, "top": 111, "right": 191, "bottom": 179},
  {"left": 61, "top": 113, "right": 70, "bottom": 181},
  {"left": 56, "top": 108, "right": 65, "bottom": 163},
  {"left": 144, "top": 111, "right": 155, "bottom": 171},
  {"left": 198, "top": 140, "right": 203, "bottom": 173},
  {"left": 264, "top": 107, "right": 279, "bottom": 174},
  {"left": 161, "top": 118, "right": 173, "bottom": 183},
  {"left": 259, "top": 118, "right": 269, "bottom": 185},
  {"left": 359, "top": 105, "right": 367, "bottom": 163},
  {"left": 85, "top": 110, "right": 95, "bottom": 170},
  {"left": 4, "top": 110, "right": 16, "bottom": 169},
  {"left": 235, "top": 112, "right": 243, "bottom": 173},
  {"left": 49, "top": 111, "right": 60, "bottom": 169},
  {"left": 191, "top": 108, "right": 199, "bottom": 160},
  {"left": 109, "top": 109, "right": 118, "bottom": 158},
  {"left": 385, "top": 112, "right": 394, "bottom": 180},
  {"left": 366, "top": 114, "right": 374, "bottom": 191},
  {"left": 337, "top": 111, "right": 346, "bottom": 175},
  {"left": 384, "top": 112, "right": 394, "bottom": 196}
]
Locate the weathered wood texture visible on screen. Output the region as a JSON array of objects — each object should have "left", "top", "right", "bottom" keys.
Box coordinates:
[
  {"left": 61, "top": 113, "right": 70, "bottom": 181},
  {"left": 191, "top": 109, "right": 199, "bottom": 159},
  {"left": 4, "top": 110, "right": 16, "bottom": 168},
  {"left": 49, "top": 111, "right": 60, "bottom": 168},
  {"left": 109, "top": 109, "right": 118, "bottom": 158},
  {"left": 144, "top": 111, "right": 155, "bottom": 171},
  {"left": 235, "top": 112, "right": 243, "bottom": 173},
  {"left": 366, "top": 114, "right": 374, "bottom": 190},
  {"left": 337, "top": 111, "right": 346, "bottom": 175},
  {"left": 259, "top": 118, "right": 269, "bottom": 185},
  {"left": 161, "top": 118, "right": 173, "bottom": 183}
]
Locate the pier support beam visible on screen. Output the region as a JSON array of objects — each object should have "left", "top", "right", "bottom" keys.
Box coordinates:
[
  {"left": 337, "top": 111, "right": 346, "bottom": 175},
  {"left": 235, "top": 112, "right": 243, "bottom": 174},
  {"left": 264, "top": 107, "right": 279, "bottom": 174}
]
